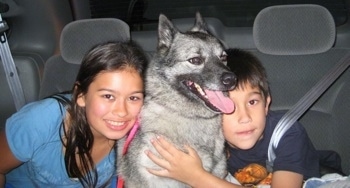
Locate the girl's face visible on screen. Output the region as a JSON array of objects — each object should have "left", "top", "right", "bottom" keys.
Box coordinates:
[
  {"left": 77, "top": 68, "right": 144, "bottom": 141},
  {"left": 223, "top": 83, "right": 270, "bottom": 150}
]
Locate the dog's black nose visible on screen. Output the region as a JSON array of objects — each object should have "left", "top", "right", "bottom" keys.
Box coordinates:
[{"left": 221, "top": 72, "right": 237, "bottom": 89}]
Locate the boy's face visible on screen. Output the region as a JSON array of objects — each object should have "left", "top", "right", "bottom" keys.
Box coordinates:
[{"left": 223, "top": 83, "right": 271, "bottom": 150}]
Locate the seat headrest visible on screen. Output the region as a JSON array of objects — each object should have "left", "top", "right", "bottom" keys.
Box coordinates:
[
  {"left": 253, "top": 4, "right": 336, "bottom": 55},
  {"left": 60, "top": 18, "right": 130, "bottom": 64}
]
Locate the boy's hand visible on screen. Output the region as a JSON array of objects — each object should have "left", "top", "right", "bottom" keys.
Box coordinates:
[{"left": 145, "top": 135, "right": 206, "bottom": 185}]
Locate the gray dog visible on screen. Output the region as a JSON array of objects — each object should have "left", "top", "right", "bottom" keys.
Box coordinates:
[{"left": 118, "top": 12, "right": 236, "bottom": 188}]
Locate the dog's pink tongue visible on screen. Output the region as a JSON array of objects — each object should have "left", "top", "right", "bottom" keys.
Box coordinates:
[{"left": 205, "top": 89, "right": 235, "bottom": 113}]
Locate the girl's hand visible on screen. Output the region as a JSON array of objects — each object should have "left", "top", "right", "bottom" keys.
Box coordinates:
[{"left": 145, "top": 135, "right": 206, "bottom": 185}]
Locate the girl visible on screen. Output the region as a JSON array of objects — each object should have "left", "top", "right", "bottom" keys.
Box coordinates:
[{"left": 0, "top": 41, "right": 147, "bottom": 187}]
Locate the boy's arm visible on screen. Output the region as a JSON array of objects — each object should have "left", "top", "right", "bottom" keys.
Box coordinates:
[
  {"left": 0, "top": 130, "right": 22, "bottom": 187},
  {"left": 272, "top": 170, "right": 303, "bottom": 188},
  {"left": 145, "top": 136, "right": 243, "bottom": 188}
]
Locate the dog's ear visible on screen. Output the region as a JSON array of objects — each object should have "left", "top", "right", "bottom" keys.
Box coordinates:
[
  {"left": 190, "top": 12, "right": 209, "bottom": 34},
  {"left": 158, "top": 14, "right": 178, "bottom": 53}
]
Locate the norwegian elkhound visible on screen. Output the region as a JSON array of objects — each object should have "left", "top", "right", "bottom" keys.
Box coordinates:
[{"left": 118, "top": 12, "right": 236, "bottom": 188}]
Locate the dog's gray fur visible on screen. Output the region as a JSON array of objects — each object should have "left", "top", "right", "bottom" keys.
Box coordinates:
[{"left": 118, "top": 12, "right": 236, "bottom": 188}]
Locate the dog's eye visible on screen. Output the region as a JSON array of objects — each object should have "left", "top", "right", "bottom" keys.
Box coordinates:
[{"left": 188, "top": 57, "right": 203, "bottom": 65}]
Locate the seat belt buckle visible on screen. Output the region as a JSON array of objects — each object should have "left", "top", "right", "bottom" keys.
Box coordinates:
[{"left": 0, "top": 20, "right": 9, "bottom": 34}]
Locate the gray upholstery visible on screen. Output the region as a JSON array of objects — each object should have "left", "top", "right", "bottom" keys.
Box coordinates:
[
  {"left": 0, "top": 0, "right": 72, "bottom": 129},
  {"left": 253, "top": 4, "right": 336, "bottom": 55},
  {"left": 0, "top": 55, "right": 43, "bottom": 128},
  {"left": 250, "top": 4, "right": 350, "bottom": 174},
  {"left": 39, "top": 18, "right": 130, "bottom": 99},
  {"left": 61, "top": 18, "right": 129, "bottom": 64}
]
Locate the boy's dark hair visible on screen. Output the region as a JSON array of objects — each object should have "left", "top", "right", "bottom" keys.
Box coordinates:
[{"left": 226, "top": 48, "right": 270, "bottom": 100}]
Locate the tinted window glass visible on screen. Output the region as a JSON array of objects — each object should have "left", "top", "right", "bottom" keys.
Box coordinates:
[{"left": 89, "top": 0, "right": 347, "bottom": 31}]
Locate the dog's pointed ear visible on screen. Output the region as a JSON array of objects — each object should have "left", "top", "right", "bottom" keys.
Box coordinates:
[
  {"left": 158, "top": 14, "right": 178, "bottom": 53},
  {"left": 190, "top": 12, "right": 209, "bottom": 34}
]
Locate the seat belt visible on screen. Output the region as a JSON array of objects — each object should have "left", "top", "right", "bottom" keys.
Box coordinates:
[
  {"left": 0, "top": 14, "right": 26, "bottom": 111},
  {"left": 266, "top": 52, "right": 350, "bottom": 172}
]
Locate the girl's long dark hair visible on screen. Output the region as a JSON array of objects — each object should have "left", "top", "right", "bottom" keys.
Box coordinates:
[{"left": 58, "top": 41, "right": 147, "bottom": 187}]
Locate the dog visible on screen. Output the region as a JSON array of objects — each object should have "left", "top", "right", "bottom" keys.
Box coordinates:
[{"left": 118, "top": 12, "right": 237, "bottom": 188}]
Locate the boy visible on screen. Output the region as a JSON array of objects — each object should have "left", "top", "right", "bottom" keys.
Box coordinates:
[{"left": 145, "top": 48, "right": 319, "bottom": 188}]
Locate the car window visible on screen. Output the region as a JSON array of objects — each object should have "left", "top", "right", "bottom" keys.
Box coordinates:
[{"left": 89, "top": 0, "right": 347, "bottom": 31}]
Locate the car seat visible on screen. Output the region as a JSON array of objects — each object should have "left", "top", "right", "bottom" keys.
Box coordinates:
[
  {"left": 39, "top": 18, "right": 130, "bottom": 99},
  {"left": 251, "top": 4, "right": 350, "bottom": 174}
]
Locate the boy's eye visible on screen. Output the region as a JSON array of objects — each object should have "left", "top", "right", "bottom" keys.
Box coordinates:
[{"left": 248, "top": 100, "right": 258, "bottom": 105}]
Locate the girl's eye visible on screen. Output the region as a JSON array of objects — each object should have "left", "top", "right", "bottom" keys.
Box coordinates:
[
  {"left": 130, "top": 96, "right": 138, "bottom": 101},
  {"left": 103, "top": 94, "right": 114, "bottom": 100},
  {"left": 129, "top": 96, "right": 143, "bottom": 101}
]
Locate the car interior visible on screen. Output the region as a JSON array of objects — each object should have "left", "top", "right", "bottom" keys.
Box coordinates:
[{"left": 0, "top": 0, "right": 349, "bottom": 178}]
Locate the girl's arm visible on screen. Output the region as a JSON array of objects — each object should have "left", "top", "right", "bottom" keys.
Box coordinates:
[
  {"left": 145, "top": 136, "right": 242, "bottom": 188},
  {"left": 0, "top": 131, "right": 22, "bottom": 187}
]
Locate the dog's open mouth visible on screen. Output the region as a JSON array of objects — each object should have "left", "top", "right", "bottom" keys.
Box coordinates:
[{"left": 183, "top": 80, "right": 235, "bottom": 113}]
